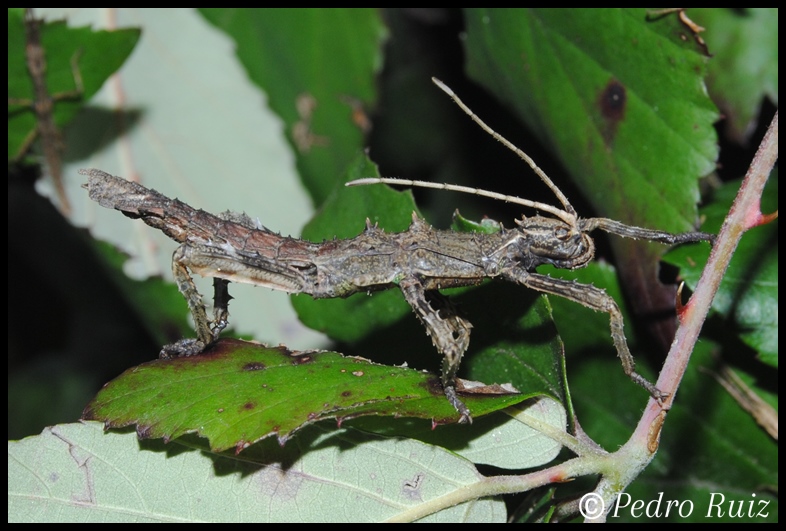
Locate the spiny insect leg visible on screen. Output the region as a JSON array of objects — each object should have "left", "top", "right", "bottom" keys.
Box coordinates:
[
  {"left": 399, "top": 277, "right": 473, "bottom": 423},
  {"left": 504, "top": 269, "right": 666, "bottom": 402},
  {"left": 584, "top": 218, "right": 716, "bottom": 247}
]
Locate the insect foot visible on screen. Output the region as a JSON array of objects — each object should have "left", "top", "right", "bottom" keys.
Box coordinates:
[{"left": 159, "top": 338, "right": 207, "bottom": 359}]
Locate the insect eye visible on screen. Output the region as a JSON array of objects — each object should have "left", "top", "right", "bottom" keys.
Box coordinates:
[{"left": 555, "top": 227, "right": 571, "bottom": 240}]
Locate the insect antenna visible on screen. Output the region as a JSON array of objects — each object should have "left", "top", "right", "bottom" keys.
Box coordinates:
[
  {"left": 429, "top": 78, "right": 577, "bottom": 218},
  {"left": 346, "top": 177, "right": 574, "bottom": 225},
  {"left": 346, "top": 78, "right": 578, "bottom": 226}
]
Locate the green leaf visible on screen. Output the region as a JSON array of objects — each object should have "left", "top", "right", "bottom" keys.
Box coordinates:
[
  {"left": 8, "top": 422, "right": 507, "bottom": 522},
  {"left": 10, "top": 8, "right": 776, "bottom": 523},
  {"left": 8, "top": 9, "right": 140, "bottom": 159},
  {"left": 83, "top": 339, "right": 527, "bottom": 451},
  {"left": 200, "top": 8, "right": 387, "bottom": 206}
]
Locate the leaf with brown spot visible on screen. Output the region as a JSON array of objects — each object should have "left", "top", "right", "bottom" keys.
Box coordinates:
[{"left": 83, "top": 339, "right": 527, "bottom": 451}]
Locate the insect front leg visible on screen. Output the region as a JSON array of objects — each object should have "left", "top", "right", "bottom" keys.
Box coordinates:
[
  {"left": 399, "top": 277, "right": 474, "bottom": 423},
  {"left": 584, "top": 218, "right": 716, "bottom": 247},
  {"left": 503, "top": 268, "right": 667, "bottom": 402}
]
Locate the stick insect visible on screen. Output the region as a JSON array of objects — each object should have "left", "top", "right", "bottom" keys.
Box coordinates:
[{"left": 82, "top": 78, "right": 713, "bottom": 423}]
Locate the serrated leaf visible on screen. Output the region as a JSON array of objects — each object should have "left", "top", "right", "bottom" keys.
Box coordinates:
[
  {"left": 8, "top": 9, "right": 140, "bottom": 160},
  {"left": 9, "top": 7, "right": 778, "bottom": 525},
  {"left": 83, "top": 339, "right": 526, "bottom": 452},
  {"left": 9, "top": 422, "right": 507, "bottom": 522}
]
